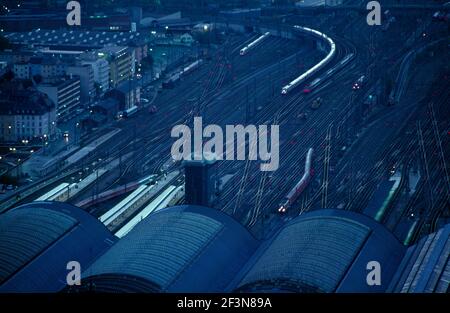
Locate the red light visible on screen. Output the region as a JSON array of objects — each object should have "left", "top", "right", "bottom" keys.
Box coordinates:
[{"left": 303, "top": 88, "right": 311, "bottom": 93}]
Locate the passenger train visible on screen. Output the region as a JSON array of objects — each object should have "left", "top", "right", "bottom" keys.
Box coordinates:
[
  {"left": 281, "top": 26, "right": 336, "bottom": 95},
  {"left": 278, "top": 148, "right": 314, "bottom": 213},
  {"left": 240, "top": 32, "right": 271, "bottom": 56}
]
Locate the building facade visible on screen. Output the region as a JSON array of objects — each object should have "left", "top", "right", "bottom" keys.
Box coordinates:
[
  {"left": 0, "top": 88, "right": 56, "bottom": 142},
  {"left": 97, "top": 46, "right": 134, "bottom": 88},
  {"left": 107, "top": 81, "right": 141, "bottom": 111},
  {"left": 13, "top": 56, "right": 66, "bottom": 80},
  {"left": 81, "top": 57, "right": 110, "bottom": 94},
  {"left": 37, "top": 77, "right": 81, "bottom": 121},
  {"left": 66, "top": 64, "right": 95, "bottom": 104}
]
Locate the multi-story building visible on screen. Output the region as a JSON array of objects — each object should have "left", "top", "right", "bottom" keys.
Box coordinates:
[
  {"left": 0, "top": 50, "right": 35, "bottom": 66},
  {"left": 97, "top": 46, "right": 134, "bottom": 88},
  {"left": 11, "top": 53, "right": 96, "bottom": 105},
  {"left": 129, "top": 40, "right": 149, "bottom": 64},
  {"left": 325, "top": 0, "right": 343, "bottom": 6},
  {"left": 0, "top": 88, "right": 56, "bottom": 142},
  {"left": 37, "top": 77, "right": 81, "bottom": 121},
  {"left": 66, "top": 64, "right": 95, "bottom": 104},
  {"left": 13, "top": 56, "right": 66, "bottom": 80},
  {"left": 31, "top": 57, "right": 66, "bottom": 79},
  {"left": 0, "top": 61, "right": 7, "bottom": 76},
  {"left": 80, "top": 54, "right": 110, "bottom": 94},
  {"left": 13, "top": 62, "right": 30, "bottom": 79},
  {"left": 107, "top": 80, "right": 141, "bottom": 111}
]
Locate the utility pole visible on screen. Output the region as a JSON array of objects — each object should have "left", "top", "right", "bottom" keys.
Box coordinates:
[
  {"left": 133, "top": 122, "right": 137, "bottom": 152},
  {"left": 429, "top": 102, "right": 450, "bottom": 200},
  {"left": 119, "top": 149, "right": 122, "bottom": 178},
  {"left": 245, "top": 85, "right": 250, "bottom": 124},
  {"left": 417, "top": 121, "right": 434, "bottom": 209},
  {"left": 321, "top": 124, "right": 332, "bottom": 208}
]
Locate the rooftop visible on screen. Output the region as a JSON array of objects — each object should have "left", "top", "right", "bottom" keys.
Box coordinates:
[
  {"left": 237, "top": 209, "right": 406, "bottom": 293},
  {"left": 388, "top": 224, "right": 450, "bottom": 293},
  {"left": 0, "top": 202, "right": 116, "bottom": 292},
  {"left": 77, "top": 205, "right": 258, "bottom": 292},
  {"left": 0, "top": 86, "right": 55, "bottom": 115},
  {"left": 4, "top": 29, "right": 149, "bottom": 50}
]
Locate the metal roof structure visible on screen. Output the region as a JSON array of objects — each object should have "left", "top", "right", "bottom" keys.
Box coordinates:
[
  {"left": 0, "top": 87, "right": 55, "bottom": 115},
  {"left": 78, "top": 205, "right": 258, "bottom": 292},
  {"left": 236, "top": 209, "right": 406, "bottom": 293},
  {"left": 1, "top": 200, "right": 446, "bottom": 293},
  {"left": 5, "top": 29, "right": 149, "bottom": 49},
  {"left": 0, "top": 202, "right": 116, "bottom": 292},
  {"left": 388, "top": 224, "right": 449, "bottom": 293}
]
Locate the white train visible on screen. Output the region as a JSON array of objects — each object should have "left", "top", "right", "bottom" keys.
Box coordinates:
[
  {"left": 352, "top": 75, "right": 366, "bottom": 90},
  {"left": 100, "top": 184, "right": 154, "bottom": 226},
  {"left": 281, "top": 26, "right": 336, "bottom": 95},
  {"left": 114, "top": 185, "right": 179, "bottom": 238},
  {"left": 325, "top": 53, "right": 354, "bottom": 77},
  {"left": 240, "top": 32, "right": 271, "bottom": 56},
  {"left": 303, "top": 53, "right": 355, "bottom": 92},
  {"left": 117, "top": 106, "right": 138, "bottom": 119},
  {"left": 35, "top": 183, "right": 70, "bottom": 201},
  {"left": 182, "top": 59, "right": 203, "bottom": 76},
  {"left": 278, "top": 148, "right": 314, "bottom": 214}
]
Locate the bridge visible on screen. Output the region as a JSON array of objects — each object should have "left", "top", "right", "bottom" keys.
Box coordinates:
[{"left": 267, "top": 4, "right": 447, "bottom": 14}]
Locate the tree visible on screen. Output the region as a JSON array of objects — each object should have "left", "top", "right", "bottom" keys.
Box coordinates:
[
  {"left": 0, "top": 70, "right": 14, "bottom": 83},
  {"left": 0, "top": 35, "right": 10, "bottom": 51},
  {"left": 141, "top": 54, "right": 154, "bottom": 71},
  {"left": 33, "top": 74, "right": 43, "bottom": 84},
  {"left": 94, "top": 82, "right": 102, "bottom": 95}
]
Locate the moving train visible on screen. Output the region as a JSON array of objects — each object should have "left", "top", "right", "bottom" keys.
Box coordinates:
[
  {"left": 182, "top": 59, "right": 203, "bottom": 75},
  {"left": 352, "top": 75, "right": 366, "bottom": 90},
  {"left": 278, "top": 148, "right": 314, "bottom": 214},
  {"left": 117, "top": 106, "right": 138, "bottom": 119},
  {"left": 162, "top": 72, "right": 180, "bottom": 89},
  {"left": 281, "top": 26, "right": 336, "bottom": 94},
  {"left": 240, "top": 32, "right": 271, "bottom": 56},
  {"left": 302, "top": 53, "right": 354, "bottom": 93}
]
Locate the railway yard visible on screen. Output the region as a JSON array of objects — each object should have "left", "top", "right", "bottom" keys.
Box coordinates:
[{"left": 2, "top": 3, "right": 449, "bottom": 247}]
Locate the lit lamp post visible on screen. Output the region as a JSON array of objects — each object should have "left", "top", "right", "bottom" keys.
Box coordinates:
[
  {"left": 42, "top": 134, "right": 48, "bottom": 155},
  {"left": 75, "top": 122, "right": 80, "bottom": 145},
  {"left": 15, "top": 157, "right": 22, "bottom": 178}
]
